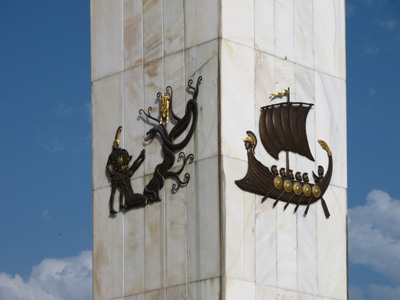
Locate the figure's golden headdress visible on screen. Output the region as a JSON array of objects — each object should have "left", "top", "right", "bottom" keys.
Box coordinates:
[
  {"left": 113, "top": 126, "right": 122, "bottom": 148},
  {"left": 244, "top": 130, "right": 257, "bottom": 150}
]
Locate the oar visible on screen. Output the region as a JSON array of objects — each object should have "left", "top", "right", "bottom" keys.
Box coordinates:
[
  {"left": 283, "top": 193, "right": 296, "bottom": 210},
  {"left": 294, "top": 195, "right": 305, "bottom": 213},
  {"left": 272, "top": 190, "right": 286, "bottom": 208},
  {"left": 262, "top": 188, "right": 275, "bottom": 203},
  {"left": 320, "top": 197, "right": 330, "bottom": 218},
  {"left": 304, "top": 197, "right": 314, "bottom": 216}
]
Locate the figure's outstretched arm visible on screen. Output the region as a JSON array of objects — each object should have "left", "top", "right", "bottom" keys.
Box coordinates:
[{"left": 129, "top": 149, "right": 146, "bottom": 176}]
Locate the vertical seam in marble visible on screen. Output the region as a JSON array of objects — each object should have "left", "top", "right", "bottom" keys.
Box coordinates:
[
  {"left": 272, "top": 6, "right": 280, "bottom": 285},
  {"left": 121, "top": 29, "right": 126, "bottom": 296},
  {"left": 252, "top": 0, "right": 257, "bottom": 287},
  {"left": 294, "top": 1, "right": 300, "bottom": 290},
  {"left": 316, "top": 170, "right": 320, "bottom": 296},
  {"left": 161, "top": 0, "right": 167, "bottom": 295},
  {"left": 181, "top": 18, "right": 187, "bottom": 294},
  {"left": 311, "top": 0, "right": 315, "bottom": 71},
  {"left": 141, "top": 0, "right": 146, "bottom": 291},
  {"left": 293, "top": 0, "right": 296, "bottom": 67},
  {"left": 183, "top": 0, "right": 190, "bottom": 288},
  {"left": 217, "top": 36, "right": 225, "bottom": 299},
  {"left": 162, "top": 27, "right": 167, "bottom": 298},
  {"left": 181, "top": 23, "right": 188, "bottom": 296}
]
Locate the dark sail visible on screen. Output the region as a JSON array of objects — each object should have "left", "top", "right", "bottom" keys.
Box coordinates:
[{"left": 259, "top": 102, "right": 315, "bottom": 161}]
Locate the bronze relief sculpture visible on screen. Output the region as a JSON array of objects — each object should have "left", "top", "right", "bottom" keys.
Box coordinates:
[
  {"left": 106, "top": 126, "right": 146, "bottom": 214},
  {"left": 106, "top": 77, "right": 201, "bottom": 215},
  {"left": 235, "top": 88, "right": 332, "bottom": 218},
  {"left": 139, "top": 77, "right": 201, "bottom": 203}
]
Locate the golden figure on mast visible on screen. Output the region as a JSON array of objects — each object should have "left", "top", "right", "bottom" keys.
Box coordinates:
[{"left": 159, "top": 94, "right": 170, "bottom": 125}]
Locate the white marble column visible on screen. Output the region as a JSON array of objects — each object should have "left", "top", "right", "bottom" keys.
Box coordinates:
[{"left": 91, "top": 0, "right": 347, "bottom": 299}]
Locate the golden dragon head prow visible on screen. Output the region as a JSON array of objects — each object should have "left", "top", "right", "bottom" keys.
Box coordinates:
[{"left": 318, "top": 140, "right": 332, "bottom": 156}]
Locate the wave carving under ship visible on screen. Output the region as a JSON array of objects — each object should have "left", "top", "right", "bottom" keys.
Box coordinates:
[{"left": 235, "top": 88, "right": 332, "bottom": 218}]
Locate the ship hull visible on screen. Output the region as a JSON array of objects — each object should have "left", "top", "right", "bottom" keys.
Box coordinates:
[{"left": 235, "top": 149, "right": 332, "bottom": 210}]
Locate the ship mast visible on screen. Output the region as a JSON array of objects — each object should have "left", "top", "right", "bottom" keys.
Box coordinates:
[{"left": 285, "top": 87, "right": 290, "bottom": 174}]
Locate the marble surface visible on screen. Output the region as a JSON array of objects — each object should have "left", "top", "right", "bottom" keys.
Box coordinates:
[
  {"left": 143, "top": 58, "right": 164, "bottom": 176},
  {"left": 317, "top": 186, "right": 347, "bottom": 300},
  {"left": 275, "top": 0, "right": 294, "bottom": 62},
  {"left": 294, "top": 0, "right": 314, "bottom": 69},
  {"left": 123, "top": 0, "right": 143, "bottom": 70},
  {"left": 185, "top": 40, "right": 219, "bottom": 162},
  {"left": 254, "top": 0, "right": 274, "bottom": 55},
  {"left": 225, "top": 277, "right": 256, "bottom": 300},
  {"left": 124, "top": 66, "right": 145, "bottom": 180},
  {"left": 184, "top": 0, "right": 219, "bottom": 49},
  {"left": 314, "top": 0, "right": 346, "bottom": 79},
  {"left": 144, "top": 174, "right": 166, "bottom": 292},
  {"left": 91, "top": 1, "right": 347, "bottom": 299},
  {"left": 93, "top": 187, "right": 124, "bottom": 300},
  {"left": 166, "top": 284, "right": 187, "bottom": 300},
  {"left": 256, "top": 283, "right": 279, "bottom": 299},
  {"left": 276, "top": 201, "right": 297, "bottom": 291},
  {"left": 255, "top": 195, "right": 277, "bottom": 287},
  {"left": 92, "top": 73, "right": 124, "bottom": 190},
  {"left": 143, "top": 0, "right": 163, "bottom": 63},
  {"left": 188, "top": 277, "right": 220, "bottom": 299},
  {"left": 223, "top": 156, "right": 255, "bottom": 281},
  {"left": 124, "top": 178, "right": 146, "bottom": 297},
  {"left": 221, "top": 0, "right": 254, "bottom": 48},
  {"left": 165, "top": 170, "right": 187, "bottom": 287},
  {"left": 315, "top": 71, "right": 347, "bottom": 189},
  {"left": 297, "top": 205, "right": 317, "bottom": 295},
  {"left": 186, "top": 157, "right": 221, "bottom": 282},
  {"left": 164, "top": 51, "right": 186, "bottom": 124},
  {"left": 163, "top": 0, "right": 184, "bottom": 56},
  {"left": 220, "top": 40, "right": 255, "bottom": 162},
  {"left": 91, "top": 0, "right": 123, "bottom": 81}
]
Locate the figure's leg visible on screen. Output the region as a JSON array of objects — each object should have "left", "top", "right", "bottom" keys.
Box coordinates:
[
  {"left": 119, "top": 187, "right": 125, "bottom": 210},
  {"left": 109, "top": 182, "right": 118, "bottom": 215}
]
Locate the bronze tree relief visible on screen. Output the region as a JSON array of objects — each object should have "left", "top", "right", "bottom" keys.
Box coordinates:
[
  {"left": 235, "top": 88, "right": 333, "bottom": 218},
  {"left": 105, "top": 77, "right": 201, "bottom": 215},
  {"left": 139, "top": 77, "right": 201, "bottom": 204}
]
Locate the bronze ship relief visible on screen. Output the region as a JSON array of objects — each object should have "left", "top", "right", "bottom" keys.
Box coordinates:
[{"left": 235, "top": 88, "right": 332, "bottom": 218}]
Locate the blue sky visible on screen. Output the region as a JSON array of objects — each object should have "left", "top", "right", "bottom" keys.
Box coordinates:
[
  {"left": 0, "top": 0, "right": 400, "bottom": 299},
  {"left": 0, "top": 1, "right": 92, "bottom": 299}
]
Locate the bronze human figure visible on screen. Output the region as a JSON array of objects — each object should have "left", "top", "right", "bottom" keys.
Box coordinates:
[{"left": 106, "top": 126, "right": 146, "bottom": 214}]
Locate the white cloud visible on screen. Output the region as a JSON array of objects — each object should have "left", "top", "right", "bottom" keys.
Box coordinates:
[
  {"left": 351, "top": 284, "right": 400, "bottom": 300},
  {"left": 361, "top": 42, "right": 380, "bottom": 55},
  {"left": 349, "top": 190, "right": 400, "bottom": 280},
  {"left": 42, "top": 209, "right": 51, "bottom": 221},
  {"left": 349, "top": 285, "right": 366, "bottom": 300},
  {"left": 53, "top": 102, "right": 91, "bottom": 120},
  {"left": 54, "top": 102, "right": 77, "bottom": 117},
  {"left": 0, "top": 251, "right": 92, "bottom": 300},
  {"left": 349, "top": 190, "right": 400, "bottom": 299},
  {"left": 368, "top": 88, "right": 377, "bottom": 97},
  {"left": 377, "top": 20, "right": 398, "bottom": 30},
  {"left": 45, "top": 137, "right": 65, "bottom": 153},
  {"left": 368, "top": 284, "right": 400, "bottom": 300}
]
